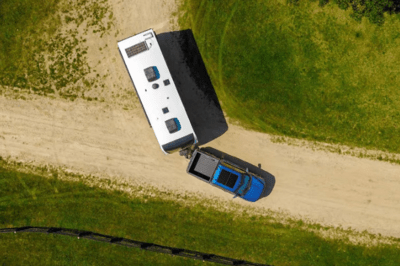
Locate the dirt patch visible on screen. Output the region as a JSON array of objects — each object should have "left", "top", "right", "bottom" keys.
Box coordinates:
[{"left": 1, "top": 93, "right": 400, "bottom": 239}]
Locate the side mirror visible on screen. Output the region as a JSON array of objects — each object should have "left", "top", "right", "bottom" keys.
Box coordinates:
[{"left": 233, "top": 194, "right": 238, "bottom": 199}]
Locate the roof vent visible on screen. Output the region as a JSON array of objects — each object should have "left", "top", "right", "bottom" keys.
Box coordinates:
[
  {"left": 144, "top": 66, "right": 160, "bottom": 82},
  {"left": 165, "top": 118, "right": 181, "bottom": 134}
]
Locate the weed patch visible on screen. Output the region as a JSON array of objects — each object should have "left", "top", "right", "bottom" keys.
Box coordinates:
[{"left": 0, "top": 0, "right": 113, "bottom": 100}]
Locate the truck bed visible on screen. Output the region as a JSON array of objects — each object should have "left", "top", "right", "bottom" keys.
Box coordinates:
[{"left": 187, "top": 150, "right": 219, "bottom": 182}]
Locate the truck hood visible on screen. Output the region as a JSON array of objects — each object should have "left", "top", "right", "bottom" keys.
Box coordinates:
[{"left": 242, "top": 177, "right": 265, "bottom": 202}]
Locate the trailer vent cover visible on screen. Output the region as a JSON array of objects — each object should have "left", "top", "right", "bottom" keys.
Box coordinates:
[
  {"left": 144, "top": 66, "right": 160, "bottom": 82},
  {"left": 165, "top": 118, "right": 181, "bottom": 134},
  {"left": 125, "top": 41, "right": 148, "bottom": 58},
  {"left": 217, "top": 170, "right": 238, "bottom": 188}
]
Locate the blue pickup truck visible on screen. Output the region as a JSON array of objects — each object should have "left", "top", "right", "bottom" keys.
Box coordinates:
[{"left": 186, "top": 149, "right": 266, "bottom": 202}]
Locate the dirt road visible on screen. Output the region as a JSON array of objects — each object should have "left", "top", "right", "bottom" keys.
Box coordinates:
[{"left": 1, "top": 0, "right": 400, "bottom": 238}]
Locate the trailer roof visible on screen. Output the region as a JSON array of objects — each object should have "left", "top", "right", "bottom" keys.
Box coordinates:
[{"left": 118, "top": 29, "right": 197, "bottom": 152}]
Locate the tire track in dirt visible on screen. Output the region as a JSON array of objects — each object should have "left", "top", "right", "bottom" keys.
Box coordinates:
[{"left": 1, "top": 94, "right": 400, "bottom": 238}]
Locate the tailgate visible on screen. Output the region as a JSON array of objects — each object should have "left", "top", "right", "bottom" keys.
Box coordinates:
[{"left": 187, "top": 150, "right": 219, "bottom": 181}]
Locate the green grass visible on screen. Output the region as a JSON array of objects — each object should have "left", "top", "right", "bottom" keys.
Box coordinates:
[
  {"left": 0, "top": 0, "right": 60, "bottom": 95},
  {"left": 177, "top": 0, "right": 400, "bottom": 154},
  {"left": 0, "top": 233, "right": 199, "bottom": 266},
  {"left": 1, "top": 163, "right": 400, "bottom": 265},
  {"left": 0, "top": 0, "right": 112, "bottom": 100}
]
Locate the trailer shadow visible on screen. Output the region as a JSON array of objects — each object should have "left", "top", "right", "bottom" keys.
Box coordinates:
[
  {"left": 201, "top": 147, "right": 276, "bottom": 199},
  {"left": 157, "top": 30, "right": 228, "bottom": 146}
]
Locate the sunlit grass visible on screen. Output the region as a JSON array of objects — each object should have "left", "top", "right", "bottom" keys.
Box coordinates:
[{"left": 177, "top": 0, "right": 400, "bottom": 153}]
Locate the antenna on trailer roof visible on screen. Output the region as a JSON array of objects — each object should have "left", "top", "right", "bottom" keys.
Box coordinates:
[{"left": 144, "top": 31, "right": 153, "bottom": 49}]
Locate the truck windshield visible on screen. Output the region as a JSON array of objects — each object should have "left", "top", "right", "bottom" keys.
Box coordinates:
[{"left": 236, "top": 175, "right": 250, "bottom": 196}]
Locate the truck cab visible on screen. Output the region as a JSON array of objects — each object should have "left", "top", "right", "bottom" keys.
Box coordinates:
[{"left": 187, "top": 149, "right": 266, "bottom": 202}]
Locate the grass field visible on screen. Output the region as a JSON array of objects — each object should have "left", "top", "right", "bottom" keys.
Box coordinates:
[
  {"left": 1, "top": 162, "right": 400, "bottom": 265},
  {"left": 0, "top": 233, "right": 200, "bottom": 265},
  {"left": 177, "top": 0, "right": 400, "bottom": 154}
]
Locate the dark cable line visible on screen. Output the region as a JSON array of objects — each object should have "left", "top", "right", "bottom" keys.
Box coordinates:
[{"left": 1, "top": 227, "right": 273, "bottom": 266}]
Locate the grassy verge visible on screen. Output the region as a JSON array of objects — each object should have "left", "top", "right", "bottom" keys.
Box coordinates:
[
  {"left": 0, "top": 0, "right": 113, "bottom": 100},
  {"left": 0, "top": 233, "right": 198, "bottom": 265},
  {"left": 177, "top": 0, "right": 400, "bottom": 154},
  {"left": 1, "top": 161, "right": 399, "bottom": 265}
]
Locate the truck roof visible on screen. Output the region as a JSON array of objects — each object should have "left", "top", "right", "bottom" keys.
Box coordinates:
[
  {"left": 212, "top": 164, "right": 241, "bottom": 192},
  {"left": 117, "top": 29, "right": 197, "bottom": 153}
]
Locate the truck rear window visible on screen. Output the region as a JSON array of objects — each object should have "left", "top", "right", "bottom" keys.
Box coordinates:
[{"left": 217, "top": 170, "right": 238, "bottom": 188}]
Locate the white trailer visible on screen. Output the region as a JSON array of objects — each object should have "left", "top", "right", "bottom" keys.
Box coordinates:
[{"left": 118, "top": 29, "right": 198, "bottom": 154}]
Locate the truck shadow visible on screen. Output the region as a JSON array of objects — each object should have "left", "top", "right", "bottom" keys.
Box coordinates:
[
  {"left": 157, "top": 30, "right": 228, "bottom": 146},
  {"left": 201, "top": 147, "right": 276, "bottom": 199}
]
